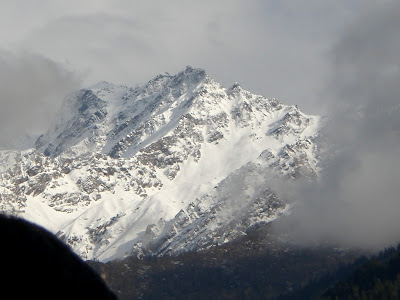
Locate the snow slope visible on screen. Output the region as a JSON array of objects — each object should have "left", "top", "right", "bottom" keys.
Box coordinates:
[{"left": 0, "top": 66, "right": 320, "bottom": 261}]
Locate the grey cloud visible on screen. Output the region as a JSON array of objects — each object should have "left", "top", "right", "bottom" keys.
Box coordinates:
[
  {"left": 2, "top": 0, "right": 396, "bottom": 249},
  {"left": 17, "top": 1, "right": 362, "bottom": 114},
  {"left": 284, "top": 1, "right": 400, "bottom": 250},
  {"left": 0, "top": 51, "right": 81, "bottom": 149}
]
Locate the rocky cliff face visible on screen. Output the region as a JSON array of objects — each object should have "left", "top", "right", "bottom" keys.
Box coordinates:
[{"left": 0, "top": 66, "right": 320, "bottom": 261}]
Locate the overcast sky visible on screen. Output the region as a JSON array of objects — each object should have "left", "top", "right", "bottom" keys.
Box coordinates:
[
  {"left": 0, "top": 1, "right": 366, "bottom": 116},
  {"left": 274, "top": 0, "right": 400, "bottom": 250},
  {"left": 1, "top": 1, "right": 400, "bottom": 249}
]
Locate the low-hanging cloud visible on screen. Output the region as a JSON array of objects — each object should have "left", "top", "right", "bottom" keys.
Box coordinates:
[
  {"left": 284, "top": 1, "right": 400, "bottom": 250},
  {"left": 0, "top": 51, "right": 81, "bottom": 149}
]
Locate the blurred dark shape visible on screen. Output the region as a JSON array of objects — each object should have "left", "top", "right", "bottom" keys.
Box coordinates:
[{"left": 0, "top": 215, "right": 116, "bottom": 299}]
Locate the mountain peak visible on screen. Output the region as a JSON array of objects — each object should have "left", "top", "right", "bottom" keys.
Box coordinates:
[
  {"left": 231, "top": 82, "right": 241, "bottom": 88},
  {"left": 227, "top": 82, "right": 242, "bottom": 92},
  {"left": 171, "top": 66, "right": 207, "bottom": 87},
  {"left": 88, "top": 81, "right": 119, "bottom": 91},
  {"left": 1, "top": 67, "right": 321, "bottom": 262},
  {"left": 183, "top": 65, "right": 205, "bottom": 75}
]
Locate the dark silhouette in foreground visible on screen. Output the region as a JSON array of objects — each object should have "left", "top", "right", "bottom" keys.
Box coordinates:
[{"left": 0, "top": 215, "right": 116, "bottom": 299}]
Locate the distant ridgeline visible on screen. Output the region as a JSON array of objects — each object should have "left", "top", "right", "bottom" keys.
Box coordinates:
[{"left": 0, "top": 215, "right": 116, "bottom": 299}]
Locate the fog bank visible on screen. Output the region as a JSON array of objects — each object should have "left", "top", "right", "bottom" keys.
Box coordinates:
[
  {"left": 0, "top": 51, "right": 81, "bottom": 149},
  {"left": 285, "top": 1, "right": 400, "bottom": 250}
]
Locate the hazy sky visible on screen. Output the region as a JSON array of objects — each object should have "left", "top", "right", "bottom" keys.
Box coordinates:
[
  {"left": 0, "top": 1, "right": 365, "bottom": 115},
  {"left": 276, "top": 0, "right": 400, "bottom": 250},
  {"left": 1, "top": 1, "right": 399, "bottom": 249},
  {"left": 0, "top": 1, "right": 361, "bottom": 147}
]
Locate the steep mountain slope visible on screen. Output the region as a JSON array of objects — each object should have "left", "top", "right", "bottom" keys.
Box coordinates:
[{"left": 0, "top": 66, "right": 320, "bottom": 261}]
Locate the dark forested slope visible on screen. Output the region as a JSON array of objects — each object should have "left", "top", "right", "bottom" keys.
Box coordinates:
[
  {"left": 89, "top": 226, "right": 359, "bottom": 300},
  {"left": 321, "top": 245, "right": 400, "bottom": 300}
]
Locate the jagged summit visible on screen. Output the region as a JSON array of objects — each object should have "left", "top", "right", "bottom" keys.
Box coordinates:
[
  {"left": 228, "top": 81, "right": 241, "bottom": 90},
  {"left": 35, "top": 66, "right": 214, "bottom": 159},
  {"left": 0, "top": 66, "right": 321, "bottom": 261}
]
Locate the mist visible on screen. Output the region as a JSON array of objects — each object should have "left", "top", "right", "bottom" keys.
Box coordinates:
[
  {"left": 1, "top": 1, "right": 399, "bottom": 251},
  {"left": 0, "top": 51, "right": 81, "bottom": 149},
  {"left": 282, "top": 1, "right": 400, "bottom": 250}
]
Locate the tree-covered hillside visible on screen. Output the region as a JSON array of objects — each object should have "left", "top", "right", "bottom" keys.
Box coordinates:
[
  {"left": 321, "top": 245, "right": 400, "bottom": 300},
  {"left": 89, "top": 226, "right": 359, "bottom": 300}
]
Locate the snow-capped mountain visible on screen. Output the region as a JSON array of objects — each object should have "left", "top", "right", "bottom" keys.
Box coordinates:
[{"left": 0, "top": 66, "right": 320, "bottom": 261}]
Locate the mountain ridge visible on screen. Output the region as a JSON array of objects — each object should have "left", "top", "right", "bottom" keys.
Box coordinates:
[{"left": 0, "top": 66, "right": 320, "bottom": 262}]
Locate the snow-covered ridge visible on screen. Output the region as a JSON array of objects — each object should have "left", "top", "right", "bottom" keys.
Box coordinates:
[{"left": 0, "top": 66, "right": 320, "bottom": 261}]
